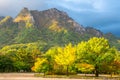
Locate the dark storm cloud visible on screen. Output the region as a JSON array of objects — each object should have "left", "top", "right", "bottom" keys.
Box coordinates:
[
  {"left": 53, "top": 0, "right": 120, "bottom": 36},
  {"left": 0, "top": 0, "right": 120, "bottom": 36}
]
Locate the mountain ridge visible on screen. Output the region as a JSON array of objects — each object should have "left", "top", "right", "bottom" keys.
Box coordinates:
[
  {"left": 0, "top": 7, "right": 119, "bottom": 50},
  {"left": 0, "top": 7, "right": 106, "bottom": 37}
]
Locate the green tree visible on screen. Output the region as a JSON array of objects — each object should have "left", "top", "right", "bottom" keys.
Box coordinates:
[
  {"left": 0, "top": 55, "right": 14, "bottom": 72},
  {"left": 0, "top": 43, "right": 42, "bottom": 72},
  {"left": 45, "top": 47, "right": 58, "bottom": 74},
  {"left": 76, "top": 37, "right": 118, "bottom": 77},
  {"left": 32, "top": 58, "right": 49, "bottom": 76},
  {"left": 76, "top": 63, "right": 94, "bottom": 76},
  {"left": 100, "top": 48, "right": 120, "bottom": 76}
]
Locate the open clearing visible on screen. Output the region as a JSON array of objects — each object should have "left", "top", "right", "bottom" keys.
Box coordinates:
[{"left": 0, "top": 73, "right": 119, "bottom": 80}]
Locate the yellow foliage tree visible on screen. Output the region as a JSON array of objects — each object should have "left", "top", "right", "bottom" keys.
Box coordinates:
[
  {"left": 32, "top": 58, "right": 49, "bottom": 75},
  {"left": 54, "top": 43, "right": 76, "bottom": 75},
  {"left": 76, "top": 63, "right": 94, "bottom": 75}
]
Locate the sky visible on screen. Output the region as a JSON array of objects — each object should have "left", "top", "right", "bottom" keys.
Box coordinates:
[{"left": 0, "top": 0, "right": 120, "bottom": 36}]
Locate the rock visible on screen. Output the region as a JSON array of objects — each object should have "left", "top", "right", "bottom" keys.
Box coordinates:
[
  {"left": 85, "top": 27, "right": 103, "bottom": 37},
  {"left": 0, "top": 16, "right": 13, "bottom": 27},
  {"left": 30, "top": 8, "right": 85, "bottom": 33},
  {"left": 14, "top": 7, "right": 34, "bottom": 23}
]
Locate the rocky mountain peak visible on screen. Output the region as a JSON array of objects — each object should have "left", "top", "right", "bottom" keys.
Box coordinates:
[
  {"left": 46, "top": 8, "right": 67, "bottom": 16},
  {"left": 19, "top": 7, "right": 29, "bottom": 15},
  {"left": 14, "top": 7, "right": 34, "bottom": 23},
  {"left": 48, "top": 8, "right": 60, "bottom": 12},
  {"left": 30, "top": 8, "right": 85, "bottom": 33}
]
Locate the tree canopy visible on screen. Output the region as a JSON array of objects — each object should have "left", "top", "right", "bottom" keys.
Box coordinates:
[{"left": 0, "top": 37, "right": 120, "bottom": 77}]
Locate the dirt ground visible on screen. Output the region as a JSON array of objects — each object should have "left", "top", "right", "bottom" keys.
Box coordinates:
[{"left": 0, "top": 73, "right": 118, "bottom": 80}]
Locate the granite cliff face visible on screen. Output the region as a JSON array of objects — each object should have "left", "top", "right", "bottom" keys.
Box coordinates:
[
  {"left": 14, "top": 7, "right": 34, "bottom": 23},
  {"left": 13, "top": 7, "right": 103, "bottom": 36},
  {"left": 30, "top": 8, "right": 86, "bottom": 34},
  {"left": 14, "top": 8, "right": 85, "bottom": 34}
]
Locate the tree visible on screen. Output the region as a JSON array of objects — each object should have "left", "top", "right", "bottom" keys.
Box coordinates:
[
  {"left": 32, "top": 58, "right": 49, "bottom": 76},
  {"left": 100, "top": 48, "right": 120, "bottom": 76},
  {"left": 76, "top": 37, "right": 118, "bottom": 77},
  {"left": 0, "top": 55, "right": 14, "bottom": 72},
  {"left": 13, "top": 61, "right": 29, "bottom": 72},
  {"left": 76, "top": 41, "right": 88, "bottom": 63},
  {"left": 54, "top": 43, "right": 76, "bottom": 76},
  {"left": 0, "top": 43, "right": 42, "bottom": 72},
  {"left": 45, "top": 47, "right": 59, "bottom": 74},
  {"left": 76, "top": 63, "right": 94, "bottom": 76}
]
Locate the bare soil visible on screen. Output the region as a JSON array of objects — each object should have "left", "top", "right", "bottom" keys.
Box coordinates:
[{"left": 0, "top": 73, "right": 119, "bottom": 80}]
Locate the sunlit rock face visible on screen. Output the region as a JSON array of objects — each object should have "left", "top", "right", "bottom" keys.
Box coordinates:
[
  {"left": 0, "top": 16, "right": 13, "bottom": 28},
  {"left": 30, "top": 8, "right": 85, "bottom": 34}
]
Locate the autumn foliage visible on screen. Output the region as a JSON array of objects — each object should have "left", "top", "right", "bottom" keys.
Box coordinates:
[{"left": 0, "top": 37, "right": 120, "bottom": 77}]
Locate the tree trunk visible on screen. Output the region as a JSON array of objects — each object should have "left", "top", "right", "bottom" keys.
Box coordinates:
[
  {"left": 44, "top": 71, "right": 46, "bottom": 77},
  {"left": 111, "top": 73, "right": 112, "bottom": 77},
  {"left": 66, "top": 65, "right": 69, "bottom": 76},
  {"left": 95, "top": 65, "right": 99, "bottom": 77}
]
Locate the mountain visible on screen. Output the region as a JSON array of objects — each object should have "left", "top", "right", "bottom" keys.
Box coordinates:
[
  {"left": 30, "top": 8, "right": 86, "bottom": 34},
  {"left": 13, "top": 8, "right": 86, "bottom": 33},
  {"left": 0, "top": 16, "right": 4, "bottom": 21},
  {"left": 85, "top": 27, "right": 103, "bottom": 37},
  {"left": 0, "top": 16, "right": 13, "bottom": 27},
  {"left": 0, "top": 7, "right": 119, "bottom": 50},
  {"left": 13, "top": 7, "right": 103, "bottom": 36},
  {"left": 104, "top": 33, "right": 120, "bottom": 50}
]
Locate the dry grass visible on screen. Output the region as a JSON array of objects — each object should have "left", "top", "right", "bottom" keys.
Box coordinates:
[{"left": 35, "top": 73, "right": 120, "bottom": 80}]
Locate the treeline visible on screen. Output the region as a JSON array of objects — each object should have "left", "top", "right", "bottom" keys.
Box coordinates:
[
  {"left": 0, "top": 37, "right": 120, "bottom": 77},
  {"left": 0, "top": 42, "right": 46, "bottom": 72}
]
